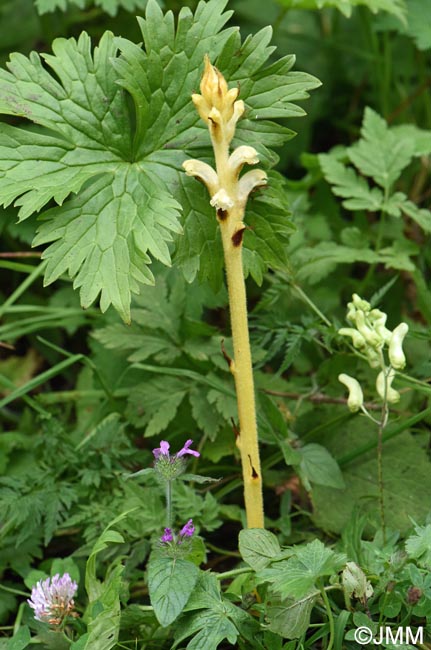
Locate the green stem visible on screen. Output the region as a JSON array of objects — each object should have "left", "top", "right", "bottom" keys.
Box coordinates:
[
  {"left": 292, "top": 283, "right": 331, "bottom": 326},
  {"left": 0, "top": 584, "right": 29, "bottom": 598},
  {"left": 216, "top": 567, "right": 253, "bottom": 581},
  {"left": 377, "top": 419, "right": 386, "bottom": 544},
  {"left": 320, "top": 584, "right": 335, "bottom": 650},
  {"left": 166, "top": 480, "right": 172, "bottom": 529}
]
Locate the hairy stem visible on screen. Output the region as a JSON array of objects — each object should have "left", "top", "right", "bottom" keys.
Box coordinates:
[
  {"left": 166, "top": 480, "right": 172, "bottom": 529},
  {"left": 219, "top": 214, "right": 264, "bottom": 528}
]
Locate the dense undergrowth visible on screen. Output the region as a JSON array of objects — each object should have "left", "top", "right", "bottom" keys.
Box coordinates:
[{"left": 0, "top": 0, "right": 431, "bottom": 648}]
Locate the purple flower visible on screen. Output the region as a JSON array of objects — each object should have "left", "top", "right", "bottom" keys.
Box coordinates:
[
  {"left": 152, "top": 439, "right": 200, "bottom": 461},
  {"left": 153, "top": 440, "right": 170, "bottom": 459},
  {"left": 161, "top": 528, "right": 173, "bottom": 543},
  {"left": 179, "top": 519, "right": 195, "bottom": 538},
  {"left": 28, "top": 573, "right": 78, "bottom": 625},
  {"left": 177, "top": 439, "right": 200, "bottom": 458},
  {"left": 160, "top": 519, "right": 195, "bottom": 548}
]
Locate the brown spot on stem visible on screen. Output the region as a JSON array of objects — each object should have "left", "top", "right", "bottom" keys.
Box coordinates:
[
  {"left": 231, "top": 418, "right": 240, "bottom": 439},
  {"left": 248, "top": 455, "right": 259, "bottom": 479},
  {"left": 220, "top": 339, "right": 233, "bottom": 368},
  {"left": 232, "top": 227, "right": 246, "bottom": 247},
  {"left": 217, "top": 208, "right": 228, "bottom": 221}
]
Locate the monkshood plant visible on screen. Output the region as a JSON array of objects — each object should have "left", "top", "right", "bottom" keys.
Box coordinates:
[{"left": 338, "top": 293, "right": 409, "bottom": 540}]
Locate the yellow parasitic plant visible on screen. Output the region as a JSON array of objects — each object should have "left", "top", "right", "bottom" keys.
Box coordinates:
[{"left": 183, "top": 56, "right": 266, "bottom": 528}]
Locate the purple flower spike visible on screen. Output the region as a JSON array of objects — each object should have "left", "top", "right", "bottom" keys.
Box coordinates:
[
  {"left": 153, "top": 440, "right": 170, "bottom": 459},
  {"left": 28, "top": 573, "right": 78, "bottom": 625},
  {"left": 179, "top": 519, "right": 195, "bottom": 538},
  {"left": 176, "top": 439, "right": 200, "bottom": 458}
]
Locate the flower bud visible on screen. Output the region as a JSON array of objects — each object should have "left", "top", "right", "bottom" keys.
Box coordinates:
[
  {"left": 376, "top": 369, "right": 400, "bottom": 403},
  {"left": 338, "top": 373, "right": 364, "bottom": 412},
  {"left": 352, "top": 294, "right": 371, "bottom": 312},
  {"left": 388, "top": 322, "right": 408, "bottom": 370},
  {"left": 192, "top": 55, "right": 239, "bottom": 126}
]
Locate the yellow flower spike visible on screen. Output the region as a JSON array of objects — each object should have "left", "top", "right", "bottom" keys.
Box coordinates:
[
  {"left": 184, "top": 56, "right": 267, "bottom": 529},
  {"left": 192, "top": 55, "right": 240, "bottom": 126},
  {"left": 338, "top": 373, "right": 364, "bottom": 413}
]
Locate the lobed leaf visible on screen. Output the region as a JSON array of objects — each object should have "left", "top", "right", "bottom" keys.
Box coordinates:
[
  {"left": 348, "top": 107, "right": 414, "bottom": 191},
  {"left": 258, "top": 539, "right": 345, "bottom": 599},
  {"left": 0, "top": 0, "right": 318, "bottom": 319}
]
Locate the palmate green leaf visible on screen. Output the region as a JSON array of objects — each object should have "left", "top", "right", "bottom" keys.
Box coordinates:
[
  {"left": 35, "top": 0, "right": 149, "bottom": 17},
  {"left": 0, "top": 0, "right": 318, "bottom": 320},
  {"left": 174, "top": 572, "right": 259, "bottom": 650},
  {"left": 258, "top": 540, "right": 345, "bottom": 600},
  {"left": 0, "top": 30, "right": 181, "bottom": 323}
]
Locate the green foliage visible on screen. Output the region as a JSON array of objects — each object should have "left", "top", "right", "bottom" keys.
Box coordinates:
[
  {"left": 173, "top": 573, "right": 259, "bottom": 649},
  {"left": 273, "top": 0, "right": 406, "bottom": 20},
  {"left": 148, "top": 557, "right": 200, "bottom": 626},
  {"left": 258, "top": 539, "right": 345, "bottom": 599},
  {"left": 0, "top": 0, "right": 318, "bottom": 322},
  {"left": 35, "top": 0, "right": 149, "bottom": 16},
  {"left": 311, "top": 419, "right": 431, "bottom": 534},
  {"left": 238, "top": 529, "right": 282, "bottom": 570},
  {"left": 319, "top": 108, "right": 431, "bottom": 227},
  {"left": 1, "top": 0, "right": 431, "bottom": 648}
]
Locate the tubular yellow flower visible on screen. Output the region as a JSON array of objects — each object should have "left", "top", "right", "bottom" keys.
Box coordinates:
[
  {"left": 237, "top": 169, "right": 267, "bottom": 205},
  {"left": 388, "top": 322, "right": 408, "bottom": 370},
  {"left": 182, "top": 159, "right": 219, "bottom": 196},
  {"left": 338, "top": 373, "right": 364, "bottom": 413}
]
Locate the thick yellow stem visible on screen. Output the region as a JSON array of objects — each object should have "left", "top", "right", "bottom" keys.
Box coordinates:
[
  {"left": 184, "top": 56, "right": 266, "bottom": 528},
  {"left": 219, "top": 209, "right": 264, "bottom": 529}
]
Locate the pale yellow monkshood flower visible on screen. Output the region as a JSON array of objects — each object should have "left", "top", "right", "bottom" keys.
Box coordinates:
[
  {"left": 388, "top": 322, "right": 408, "bottom": 370},
  {"left": 338, "top": 373, "right": 364, "bottom": 413},
  {"left": 376, "top": 369, "right": 400, "bottom": 404}
]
